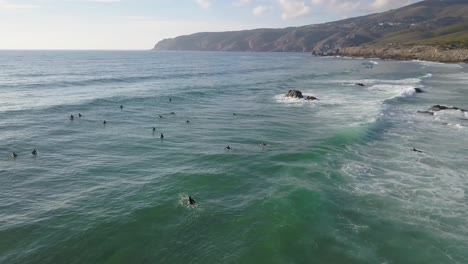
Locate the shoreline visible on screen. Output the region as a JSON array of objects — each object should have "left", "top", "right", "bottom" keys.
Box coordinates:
[{"left": 326, "top": 45, "right": 468, "bottom": 64}]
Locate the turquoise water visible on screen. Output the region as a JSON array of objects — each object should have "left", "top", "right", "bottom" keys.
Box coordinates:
[{"left": 1, "top": 51, "right": 467, "bottom": 263}]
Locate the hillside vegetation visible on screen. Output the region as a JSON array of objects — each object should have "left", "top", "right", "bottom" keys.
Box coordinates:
[{"left": 154, "top": 0, "right": 468, "bottom": 54}]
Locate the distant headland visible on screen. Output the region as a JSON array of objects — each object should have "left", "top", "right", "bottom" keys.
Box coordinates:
[{"left": 153, "top": 0, "right": 468, "bottom": 63}]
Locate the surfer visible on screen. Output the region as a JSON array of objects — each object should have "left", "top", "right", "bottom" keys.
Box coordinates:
[
  {"left": 103, "top": 120, "right": 107, "bottom": 125},
  {"left": 70, "top": 114, "right": 74, "bottom": 120},
  {"left": 169, "top": 98, "right": 172, "bottom": 102},
  {"left": 185, "top": 120, "right": 190, "bottom": 124},
  {"left": 261, "top": 142, "right": 267, "bottom": 147},
  {"left": 153, "top": 127, "right": 156, "bottom": 132},
  {"left": 32, "top": 149, "right": 37, "bottom": 156},
  {"left": 120, "top": 105, "right": 123, "bottom": 110},
  {"left": 78, "top": 113, "right": 82, "bottom": 118},
  {"left": 12, "top": 152, "right": 17, "bottom": 159},
  {"left": 160, "top": 133, "right": 164, "bottom": 139},
  {"left": 412, "top": 147, "right": 423, "bottom": 153},
  {"left": 233, "top": 113, "right": 238, "bottom": 116},
  {"left": 158, "top": 115, "right": 163, "bottom": 119},
  {"left": 189, "top": 196, "right": 196, "bottom": 205},
  {"left": 225, "top": 145, "right": 232, "bottom": 150}
]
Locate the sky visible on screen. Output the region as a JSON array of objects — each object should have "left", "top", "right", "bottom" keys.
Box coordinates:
[{"left": 0, "top": 0, "right": 422, "bottom": 50}]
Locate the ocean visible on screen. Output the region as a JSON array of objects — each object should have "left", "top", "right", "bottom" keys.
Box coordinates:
[{"left": 0, "top": 51, "right": 467, "bottom": 264}]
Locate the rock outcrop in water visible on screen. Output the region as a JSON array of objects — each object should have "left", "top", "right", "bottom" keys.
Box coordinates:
[
  {"left": 286, "top": 90, "right": 318, "bottom": 101},
  {"left": 287, "top": 90, "right": 304, "bottom": 98},
  {"left": 418, "top": 105, "right": 467, "bottom": 115},
  {"left": 417, "top": 110, "right": 435, "bottom": 115},
  {"left": 305, "top": 96, "right": 318, "bottom": 101},
  {"left": 430, "top": 105, "right": 466, "bottom": 112}
]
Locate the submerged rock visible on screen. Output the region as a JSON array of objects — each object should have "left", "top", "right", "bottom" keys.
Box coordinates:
[
  {"left": 417, "top": 111, "right": 434, "bottom": 115},
  {"left": 305, "top": 96, "right": 318, "bottom": 101},
  {"left": 430, "top": 105, "right": 466, "bottom": 112}
]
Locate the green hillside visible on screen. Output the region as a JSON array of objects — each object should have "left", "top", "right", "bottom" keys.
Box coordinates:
[{"left": 154, "top": 0, "right": 468, "bottom": 52}]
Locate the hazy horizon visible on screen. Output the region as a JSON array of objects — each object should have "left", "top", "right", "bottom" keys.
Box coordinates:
[{"left": 0, "top": 0, "right": 422, "bottom": 50}]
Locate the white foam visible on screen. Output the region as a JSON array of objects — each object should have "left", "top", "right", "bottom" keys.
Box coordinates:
[
  {"left": 399, "top": 87, "right": 417, "bottom": 98},
  {"left": 422, "top": 73, "right": 433, "bottom": 79},
  {"left": 325, "top": 77, "right": 423, "bottom": 87},
  {"left": 273, "top": 94, "right": 319, "bottom": 105},
  {"left": 179, "top": 194, "right": 198, "bottom": 208},
  {"left": 368, "top": 84, "right": 419, "bottom": 98},
  {"left": 412, "top": 59, "right": 464, "bottom": 68}
]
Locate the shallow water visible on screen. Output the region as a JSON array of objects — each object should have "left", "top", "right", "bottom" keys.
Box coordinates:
[{"left": 1, "top": 51, "right": 467, "bottom": 263}]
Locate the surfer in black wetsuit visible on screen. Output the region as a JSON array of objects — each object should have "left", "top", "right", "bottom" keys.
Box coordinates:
[
  {"left": 160, "top": 133, "right": 164, "bottom": 139},
  {"left": 70, "top": 114, "right": 74, "bottom": 120},
  {"left": 78, "top": 113, "right": 82, "bottom": 118},
  {"left": 412, "top": 147, "right": 423, "bottom": 153},
  {"left": 189, "top": 196, "right": 196, "bottom": 205},
  {"left": 32, "top": 149, "right": 37, "bottom": 156},
  {"left": 103, "top": 120, "right": 107, "bottom": 125},
  {"left": 185, "top": 120, "right": 190, "bottom": 124},
  {"left": 120, "top": 105, "right": 123, "bottom": 110},
  {"left": 158, "top": 115, "right": 163, "bottom": 119},
  {"left": 12, "top": 152, "right": 17, "bottom": 159},
  {"left": 153, "top": 127, "right": 156, "bottom": 132},
  {"left": 225, "top": 145, "right": 231, "bottom": 150}
]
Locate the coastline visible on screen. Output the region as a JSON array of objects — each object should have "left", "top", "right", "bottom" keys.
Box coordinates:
[{"left": 327, "top": 45, "right": 468, "bottom": 63}]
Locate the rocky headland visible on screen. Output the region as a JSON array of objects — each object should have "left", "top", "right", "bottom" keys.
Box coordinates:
[{"left": 329, "top": 45, "right": 468, "bottom": 63}]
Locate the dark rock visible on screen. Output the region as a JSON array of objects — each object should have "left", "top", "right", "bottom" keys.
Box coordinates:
[
  {"left": 417, "top": 111, "right": 434, "bottom": 115},
  {"left": 286, "top": 90, "right": 303, "bottom": 99},
  {"left": 414, "top": 88, "right": 424, "bottom": 93},
  {"left": 430, "top": 105, "right": 466, "bottom": 112},
  {"left": 355, "top": 83, "right": 365, "bottom": 87},
  {"left": 412, "top": 147, "right": 423, "bottom": 153},
  {"left": 286, "top": 90, "right": 318, "bottom": 100},
  {"left": 305, "top": 96, "right": 318, "bottom": 101}
]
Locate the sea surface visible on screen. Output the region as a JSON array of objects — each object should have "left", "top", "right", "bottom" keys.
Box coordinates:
[{"left": 0, "top": 51, "right": 467, "bottom": 264}]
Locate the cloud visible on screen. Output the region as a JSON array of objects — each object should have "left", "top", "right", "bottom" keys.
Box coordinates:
[
  {"left": 252, "top": 5, "right": 273, "bottom": 16},
  {"left": 369, "top": 0, "right": 419, "bottom": 12},
  {"left": 233, "top": 0, "right": 252, "bottom": 7},
  {"left": 308, "top": 0, "right": 422, "bottom": 16},
  {"left": 278, "top": 0, "right": 311, "bottom": 20},
  {"left": 0, "top": 0, "right": 38, "bottom": 11},
  {"left": 193, "top": 0, "right": 211, "bottom": 9}
]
